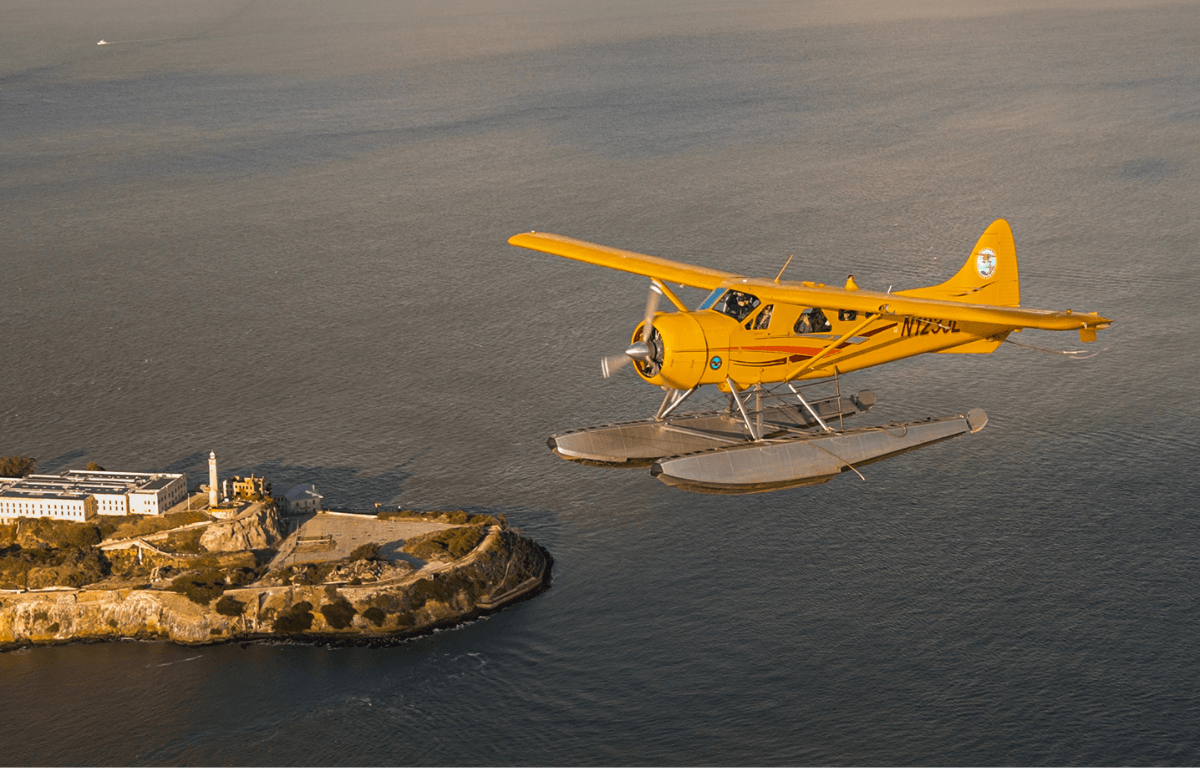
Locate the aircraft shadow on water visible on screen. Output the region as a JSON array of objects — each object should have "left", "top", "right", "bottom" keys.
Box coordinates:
[{"left": 509, "top": 220, "right": 1111, "bottom": 494}]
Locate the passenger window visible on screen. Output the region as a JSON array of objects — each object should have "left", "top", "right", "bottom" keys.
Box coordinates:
[
  {"left": 794, "top": 307, "right": 831, "bottom": 334},
  {"left": 748, "top": 304, "right": 774, "bottom": 330},
  {"left": 838, "top": 309, "right": 857, "bottom": 322},
  {"left": 714, "top": 290, "right": 760, "bottom": 322}
]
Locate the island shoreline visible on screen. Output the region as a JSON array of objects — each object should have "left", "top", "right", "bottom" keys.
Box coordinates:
[{"left": 0, "top": 509, "right": 553, "bottom": 651}]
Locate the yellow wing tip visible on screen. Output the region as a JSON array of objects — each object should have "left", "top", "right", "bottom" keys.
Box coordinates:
[{"left": 508, "top": 230, "right": 538, "bottom": 245}]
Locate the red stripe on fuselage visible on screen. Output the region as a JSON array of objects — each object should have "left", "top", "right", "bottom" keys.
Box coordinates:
[{"left": 738, "top": 345, "right": 825, "bottom": 355}]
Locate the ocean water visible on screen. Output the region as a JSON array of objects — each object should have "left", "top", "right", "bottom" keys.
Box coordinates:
[{"left": 2, "top": 1, "right": 1199, "bottom": 764}]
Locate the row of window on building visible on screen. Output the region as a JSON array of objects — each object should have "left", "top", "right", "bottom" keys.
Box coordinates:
[
  {"left": 0, "top": 467, "right": 326, "bottom": 525},
  {"left": 0, "top": 470, "right": 188, "bottom": 524}
]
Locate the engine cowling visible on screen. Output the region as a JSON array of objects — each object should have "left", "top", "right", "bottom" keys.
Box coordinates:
[{"left": 631, "top": 311, "right": 728, "bottom": 390}]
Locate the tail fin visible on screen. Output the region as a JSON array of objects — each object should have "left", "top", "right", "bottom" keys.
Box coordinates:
[{"left": 899, "top": 219, "right": 1020, "bottom": 307}]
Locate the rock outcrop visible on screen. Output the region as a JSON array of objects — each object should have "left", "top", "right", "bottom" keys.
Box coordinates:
[{"left": 200, "top": 506, "right": 282, "bottom": 552}]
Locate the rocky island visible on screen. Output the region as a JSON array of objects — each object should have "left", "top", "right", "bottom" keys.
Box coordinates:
[{"left": 0, "top": 502, "right": 551, "bottom": 648}]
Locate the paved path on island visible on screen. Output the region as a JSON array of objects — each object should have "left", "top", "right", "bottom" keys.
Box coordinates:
[{"left": 269, "top": 512, "right": 454, "bottom": 570}]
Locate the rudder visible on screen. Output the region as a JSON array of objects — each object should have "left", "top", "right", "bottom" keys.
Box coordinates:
[{"left": 900, "top": 219, "right": 1020, "bottom": 307}]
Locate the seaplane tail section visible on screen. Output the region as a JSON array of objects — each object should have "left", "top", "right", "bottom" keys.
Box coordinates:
[{"left": 896, "top": 219, "right": 1020, "bottom": 307}]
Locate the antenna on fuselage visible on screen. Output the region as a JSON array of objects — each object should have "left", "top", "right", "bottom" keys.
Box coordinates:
[{"left": 774, "top": 255, "right": 794, "bottom": 284}]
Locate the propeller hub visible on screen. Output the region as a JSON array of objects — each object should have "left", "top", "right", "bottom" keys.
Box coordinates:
[{"left": 625, "top": 341, "right": 652, "bottom": 362}]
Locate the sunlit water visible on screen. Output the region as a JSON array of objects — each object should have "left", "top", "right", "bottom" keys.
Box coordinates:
[{"left": 2, "top": 1, "right": 1199, "bottom": 764}]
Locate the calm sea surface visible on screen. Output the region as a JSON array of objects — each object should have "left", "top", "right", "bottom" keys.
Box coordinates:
[{"left": 2, "top": 1, "right": 1199, "bottom": 764}]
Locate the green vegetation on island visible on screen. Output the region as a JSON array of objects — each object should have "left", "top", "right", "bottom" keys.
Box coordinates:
[{"left": 404, "top": 526, "right": 488, "bottom": 561}]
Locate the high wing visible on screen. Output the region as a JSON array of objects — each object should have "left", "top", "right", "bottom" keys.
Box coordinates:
[
  {"left": 509, "top": 231, "right": 737, "bottom": 291},
  {"left": 508, "top": 229, "right": 1112, "bottom": 334}
]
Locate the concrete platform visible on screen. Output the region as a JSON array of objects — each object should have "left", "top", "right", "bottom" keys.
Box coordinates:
[{"left": 269, "top": 512, "right": 454, "bottom": 569}]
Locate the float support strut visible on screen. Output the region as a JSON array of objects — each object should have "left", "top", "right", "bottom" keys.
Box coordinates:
[
  {"left": 727, "top": 378, "right": 760, "bottom": 441},
  {"left": 787, "top": 382, "right": 834, "bottom": 433}
]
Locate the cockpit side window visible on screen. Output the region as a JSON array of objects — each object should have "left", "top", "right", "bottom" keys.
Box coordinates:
[{"left": 713, "top": 289, "right": 760, "bottom": 322}]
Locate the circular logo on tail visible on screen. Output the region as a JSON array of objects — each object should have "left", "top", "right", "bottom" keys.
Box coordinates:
[{"left": 976, "top": 248, "right": 997, "bottom": 279}]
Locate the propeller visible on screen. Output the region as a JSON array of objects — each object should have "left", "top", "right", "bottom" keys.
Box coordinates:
[{"left": 602, "top": 282, "right": 663, "bottom": 378}]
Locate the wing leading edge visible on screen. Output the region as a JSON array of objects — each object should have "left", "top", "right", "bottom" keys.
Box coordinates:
[{"left": 508, "top": 231, "right": 737, "bottom": 290}]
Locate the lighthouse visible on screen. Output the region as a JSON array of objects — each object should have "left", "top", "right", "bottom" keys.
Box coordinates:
[{"left": 208, "top": 451, "right": 218, "bottom": 507}]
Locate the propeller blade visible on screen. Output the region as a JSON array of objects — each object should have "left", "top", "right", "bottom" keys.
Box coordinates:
[
  {"left": 601, "top": 353, "right": 632, "bottom": 379},
  {"left": 641, "top": 283, "right": 662, "bottom": 342},
  {"left": 602, "top": 281, "right": 664, "bottom": 380}
]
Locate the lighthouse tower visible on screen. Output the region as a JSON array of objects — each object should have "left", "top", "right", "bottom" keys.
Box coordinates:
[{"left": 208, "top": 451, "right": 218, "bottom": 507}]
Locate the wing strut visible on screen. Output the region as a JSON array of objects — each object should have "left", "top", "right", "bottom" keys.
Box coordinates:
[{"left": 783, "top": 314, "right": 877, "bottom": 381}]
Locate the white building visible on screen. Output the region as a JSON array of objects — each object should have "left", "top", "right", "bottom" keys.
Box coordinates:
[
  {"left": 0, "top": 470, "right": 188, "bottom": 524},
  {"left": 0, "top": 480, "right": 96, "bottom": 523},
  {"left": 281, "top": 483, "right": 323, "bottom": 516}
]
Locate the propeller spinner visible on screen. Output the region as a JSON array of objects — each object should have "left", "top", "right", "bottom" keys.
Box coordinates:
[{"left": 602, "top": 282, "right": 663, "bottom": 378}]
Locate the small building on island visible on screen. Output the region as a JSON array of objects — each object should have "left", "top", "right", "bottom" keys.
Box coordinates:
[
  {"left": 281, "top": 483, "right": 322, "bottom": 516},
  {"left": 221, "top": 474, "right": 271, "bottom": 501}
]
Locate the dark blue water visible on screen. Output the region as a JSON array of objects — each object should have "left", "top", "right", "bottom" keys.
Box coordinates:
[{"left": 2, "top": 1, "right": 1199, "bottom": 764}]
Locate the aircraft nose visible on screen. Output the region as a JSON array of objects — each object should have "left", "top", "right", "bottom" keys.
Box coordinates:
[
  {"left": 634, "top": 311, "right": 708, "bottom": 389},
  {"left": 624, "top": 340, "right": 652, "bottom": 362}
]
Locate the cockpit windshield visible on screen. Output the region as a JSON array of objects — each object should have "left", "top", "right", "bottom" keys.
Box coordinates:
[
  {"left": 711, "top": 289, "right": 760, "bottom": 322},
  {"left": 697, "top": 288, "right": 725, "bottom": 311}
]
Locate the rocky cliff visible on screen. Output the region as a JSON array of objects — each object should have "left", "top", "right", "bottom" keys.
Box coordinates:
[
  {"left": 199, "top": 505, "right": 283, "bottom": 552},
  {"left": 0, "top": 524, "right": 550, "bottom": 648}
]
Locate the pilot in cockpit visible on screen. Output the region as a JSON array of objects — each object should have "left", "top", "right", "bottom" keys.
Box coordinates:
[{"left": 719, "top": 290, "right": 759, "bottom": 322}]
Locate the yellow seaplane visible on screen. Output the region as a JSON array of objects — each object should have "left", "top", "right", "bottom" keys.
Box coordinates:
[{"left": 509, "top": 220, "right": 1110, "bottom": 494}]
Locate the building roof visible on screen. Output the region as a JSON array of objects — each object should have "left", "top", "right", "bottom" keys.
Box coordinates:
[
  {"left": 0, "top": 471, "right": 186, "bottom": 501},
  {"left": 0, "top": 488, "right": 90, "bottom": 501},
  {"left": 139, "top": 477, "right": 178, "bottom": 492}
]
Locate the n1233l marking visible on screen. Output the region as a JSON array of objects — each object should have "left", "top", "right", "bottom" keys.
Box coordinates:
[{"left": 901, "top": 317, "right": 961, "bottom": 337}]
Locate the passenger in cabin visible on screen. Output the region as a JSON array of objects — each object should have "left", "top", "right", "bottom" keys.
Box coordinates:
[
  {"left": 794, "top": 307, "right": 831, "bottom": 334},
  {"left": 838, "top": 309, "right": 858, "bottom": 322},
  {"left": 751, "top": 304, "right": 774, "bottom": 330}
]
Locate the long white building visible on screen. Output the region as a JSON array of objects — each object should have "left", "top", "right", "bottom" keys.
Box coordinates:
[
  {"left": 0, "top": 469, "right": 188, "bottom": 524},
  {"left": 0, "top": 485, "right": 95, "bottom": 523}
]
